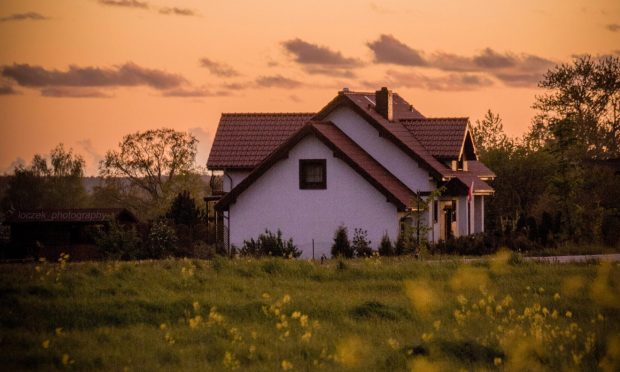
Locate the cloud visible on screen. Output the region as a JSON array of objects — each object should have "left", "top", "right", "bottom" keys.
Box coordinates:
[
  {"left": 367, "top": 34, "right": 555, "bottom": 87},
  {"left": 607, "top": 23, "right": 620, "bottom": 32},
  {"left": 161, "top": 87, "right": 230, "bottom": 97},
  {"left": 0, "top": 84, "right": 19, "bottom": 95},
  {"left": 98, "top": 0, "right": 149, "bottom": 8},
  {"left": 302, "top": 66, "right": 356, "bottom": 78},
  {"left": 199, "top": 58, "right": 239, "bottom": 77},
  {"left": 282, "top": 38, "right": 362, "bottom": 66},
  {"left": 40, "top": 87, "right": 113, "bottom": 98},
  {"left": 255, "top": 75, "right": 302, "bottom": 88},
  {"left": 159, "top": 7, "right": 197, "bottom": 16},
  {"left": 369, "top": 70, "right": 494, "bottom": 91},
  {"left": 2, "top": 62, "right": 186, "bottom": 90},
  {"left": 0, "top": 12, "right": 49, "bottom": 22},
  {"left": 367, "top": 34, "right": 427, "bottom": 66}
]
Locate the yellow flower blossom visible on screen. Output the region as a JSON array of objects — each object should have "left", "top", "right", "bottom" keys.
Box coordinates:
[
  {"left": 291, "top": 311, "right": 301, "bottom": 319},
  {"left": 553, "top": 293, "right": 561, "bottom": 301},
  {"left": 301, "top": 331, "right": 312, "bottom": 342},
  {"left": 281, "top": 360, "right": 293, "bottom": 370},
  {"left": 55, "top": 327, "right": 63, "bottom": 336},
  {"left": 42, "top": 339, "right": 50, "bottom": 349},
  {"left": 494, "top": 357, "right": 502, "bottom": 366},
  {"left": 387, "top": 338, "right": 399, "bottom": 349},
  {"left": 565, "top": 311, "right": 573, "bottom": 318},
  {"left": 192, "top": 301, "right": 200, "bottom": 312}
]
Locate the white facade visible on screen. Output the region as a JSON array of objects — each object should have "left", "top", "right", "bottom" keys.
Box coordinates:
[
  {"left": 326, "top": 107, "right": 434, "bottom": 193},
  {"left": 227, "top": 135, "right": 399, "bottom": 258}
]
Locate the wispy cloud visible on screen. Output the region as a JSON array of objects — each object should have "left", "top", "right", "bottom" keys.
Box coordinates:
[
  {"left": 282, "top": 38, "right": 362, "bottom": 78},
  {"left": 367, "top": 34, "right": 427, "bottom": 66},
  {"left": 375, "top": 70, "right": 494, "bottom": 91},
  {"left": 2, "top": 62, "right": 186, "bottom": 90},
  {"left": 98, "top": 0, "right": 149, "bottom": 9},
  {"left": 367, "top": 34, "right": 555, "bottom": 86},
  {"left": 0, "top": 12, "right": 49, "bottom": 22},
  {"left": 0, "top": 84, "right": 19, "bottom": 95},
  {"left": 161, "top": 87, "right": 230, "bottom": 97},
  {"left": 40, "top": 87, "right": 113, "bottom": 98},
  {"left": 606, "top": 23, "right": 620, "bottom": 32},
  {"left": 199, "top": 58, "right": 240, "bottom": 77},
  {"left": 255, "top": 75, "right": 302, "bottom": 88},
  {"left": 159, "top": 7, "right": 197, "bottom": 16}
]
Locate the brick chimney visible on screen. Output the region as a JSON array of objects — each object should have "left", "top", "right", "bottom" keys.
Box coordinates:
[{"left": 375, "top": 87, "right": 393, "bottom": 121}]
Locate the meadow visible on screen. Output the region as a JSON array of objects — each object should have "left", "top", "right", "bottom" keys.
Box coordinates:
[{"left": 0, "top": 254, "right": 619, "bottom": 371}]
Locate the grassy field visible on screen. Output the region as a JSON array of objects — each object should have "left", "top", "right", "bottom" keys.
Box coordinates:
[{"left": 1, "top": 254, "right": 619, "bottom": 371}]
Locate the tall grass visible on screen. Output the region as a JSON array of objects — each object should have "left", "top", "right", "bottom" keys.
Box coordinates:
[{"left": 0, "top": 255, "right": 618, "bottom": 371}]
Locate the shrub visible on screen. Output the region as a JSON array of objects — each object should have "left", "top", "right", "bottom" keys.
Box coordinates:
[
  {"left": 378, "top": 233, "right": 395, "bottom": 256},
  {"left": 429, "top": 233, "right": 498, "bottom": 256},
  {"left": 331, "top": 225, "right": 353, "bottom": 258},
  {"left": 240, "top": 229, "right": 301, "bottom": 258},
  {"left": 94, "top": 222, "right": 142, "bottom": 260},
  {"left": 395, "top": 226, "right": 415, "bottom": 255},
  {"left": 352, "top": 228, "right": 373, "bottom": 257},
  {"left": 147, "top": 220, "right": 178, "bottom": 258}
]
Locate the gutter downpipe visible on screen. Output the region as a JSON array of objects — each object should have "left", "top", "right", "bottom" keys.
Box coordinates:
[{"left": 224, "top": 170, "right": 233, "bottom": 257}]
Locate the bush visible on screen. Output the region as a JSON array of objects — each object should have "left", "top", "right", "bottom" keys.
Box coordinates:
[
  {"left": 395, "top": 226, "right": 415, "bottom": 255},
  {"left": 378, "top": 233, "right": 395, "bottom": 256},
  {"left": 429, "top": 233, "right": 498, "bottom": 256},
  {"left": 352, "top": 228, "right": 373, "bottom": 257},
  {"left": 94, "top": 222, "right": 142, "bottom": 260},
  {"left": 240, "top": 229, "right": 301, "bottom": 258},
  {"left": 147, "top": 220, "right": 178, "bottom": 258},
  {"left": 331, "top": 225, "right": 353, "bottom": 258}
]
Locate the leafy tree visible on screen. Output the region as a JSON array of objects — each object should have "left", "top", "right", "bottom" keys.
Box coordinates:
[
  {"left": 94, "top": 222, "right": 142, "bottom": 260},
  {"left": 378, "top": 233, "right": 394, "bottom": 256},
  {"left": 147, "top": 220, "right": 178, "bottom": 258},
  {"left": 472, "top": 110, "right": 512, "bottom": 154},
  {"left": 166, "top": 190, "right": 204, "bottom": 226},
  {"left": 529, "top": 55, "right": 620, "bottom": 158},
  {"left": 100, "top": 128, "right": 199, "bottom": 217},
  {"left": 240, "top": 229, "right": 301, "bottom": 258},
  {"left": 331, "top": 225, "right": 353, "bottom": 258},
  {"left": 1, "top": 144, "right": 87, "bottom": 212},
  {"left": 351, "top": 228, "right": 373, "bottom": 257},
  {"left": 395, "top": 225, "right": 415, "bottom": 255}
]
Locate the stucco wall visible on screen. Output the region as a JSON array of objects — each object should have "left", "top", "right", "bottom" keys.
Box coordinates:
[
  {"left": 326, "top": 107, "right": 434, "bottom": 193},
  {"left": 223, "top": 170, "right": 251, "bottom": 192},
  {"left": 228, "top": 135, "right": 399, "bottom": 258}
]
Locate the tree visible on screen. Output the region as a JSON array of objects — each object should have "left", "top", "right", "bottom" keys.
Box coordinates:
[
  {"left": 529, "top": 55, "right": 620, "bottom": 158},
  {"left": 100, "top": 128, "right": 198, "bottom": 216},
  {"left": 1, "top": 144, "right": 87, "bottom": 212},
  {"left": 166, "top": 191, "right": 204, "bottom": 226},
  {"left": 351, "top": 228, "right": 373, "bottom": 257},
  {"left": 94, "top": 221, "right": 142, "bottom": 260},
  {"left": 147, "top": 220, "right": 178, "bottom": 258},
  {"left": 378, "top": 233, "right": 394, "bottom": 256},
  {"left": 331, "top": 225, "right": 353, "bottom": 258},
  {"left": 472, "top": 110, "right": 512, "bottom": 155}
]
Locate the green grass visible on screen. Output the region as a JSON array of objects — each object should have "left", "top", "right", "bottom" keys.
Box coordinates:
[{"left": 0, "top": 256, "right": 619, "bottom": 371}]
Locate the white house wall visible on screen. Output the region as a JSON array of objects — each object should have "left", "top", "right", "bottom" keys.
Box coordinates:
[
  {"left": 326, "top": 107, "right": 434, "bottom": 194},
  {"left": 228, "top": 135, "right": 399, "bottom": 258},
  {"left": 223, "top": 170, "right": 251, "bottom": 192}
]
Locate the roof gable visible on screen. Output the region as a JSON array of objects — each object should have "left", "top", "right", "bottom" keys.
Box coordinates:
[
  {"left": 313, "top": 92, "right": 452, "bottom": 180},
  {"left": 400, "top": 118, "right": 470, "bottom": 160},
  {"left": 216, "top": 121, "right": 420, "bottom": 211}
]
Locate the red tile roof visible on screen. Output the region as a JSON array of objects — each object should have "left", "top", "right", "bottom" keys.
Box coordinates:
[
  {"left": 466, "top": 160, "right": 496, "bottom": 179},
  {"left": 400, "top": 118, "right": 468, "bottom": 159},
  {"left": 207, "top": 113, "right": 314, "bottom": 169},
  {"left": 216, "top": 121, "right": 420, "bottom": 211}
]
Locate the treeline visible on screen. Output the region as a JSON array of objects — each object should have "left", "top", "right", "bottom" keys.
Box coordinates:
[
  {"left": 473, "top": 55, "right": 620, "bottom": 251},
  {"left": 0, "top": 129, "right": 221, "bottom": 259}
]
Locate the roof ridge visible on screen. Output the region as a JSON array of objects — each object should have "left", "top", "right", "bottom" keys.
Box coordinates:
[{"left": 221, "top": 112, "right": 315, "bottom": 116}]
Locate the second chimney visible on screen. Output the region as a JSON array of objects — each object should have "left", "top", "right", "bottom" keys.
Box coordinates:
[{"left": 375, "top": 87, "right": 393, "bottom": 121}]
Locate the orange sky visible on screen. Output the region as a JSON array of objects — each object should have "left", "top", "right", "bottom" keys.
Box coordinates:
[{"left": 1, "top": 0, "right": 619, "bottom": 175}]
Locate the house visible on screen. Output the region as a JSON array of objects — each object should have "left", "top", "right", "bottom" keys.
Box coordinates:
[
  {"left": 4, "top": 208, "right": 138, "bottom": 260},
  {"left": 207, "top": 88, "right": 495, "bottom": 258}
]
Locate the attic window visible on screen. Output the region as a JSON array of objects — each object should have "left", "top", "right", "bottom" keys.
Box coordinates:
[{"left": 299, "top": 159, "right": 326, "bottom": 189}]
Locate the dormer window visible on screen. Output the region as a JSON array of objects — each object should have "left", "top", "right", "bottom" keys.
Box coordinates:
[{"left": 299, "top": 159, "right": 326, "bottom": 189}]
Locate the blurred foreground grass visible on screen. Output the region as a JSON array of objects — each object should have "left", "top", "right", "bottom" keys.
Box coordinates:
[{"left": 0, "top": 254, "right": 619, "bottom": 371}]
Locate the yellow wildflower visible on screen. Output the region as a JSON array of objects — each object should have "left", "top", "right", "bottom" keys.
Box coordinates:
[
  {"left": 55, "top": 327, "right": 63, "bottom": 336},
  {"left": 193, "top": 301, "right": 200, "bottom": 312},
  {"left": 565, "top": 311, "right": 573, "bottom": 318},
  {"left": 300, "top": 314, "right": 309, "bottom": 328},
  {"left": 494, "top": 357, "right": 502, "bottom": 366},
  {"left": 281, "top": 360, "right": 293, "bottom": 370},
  {"left": 291, "top": 311, "right": 301, "bottom": 319},
  {"left": 387, "top": 338, "right": 399, "bottom": 349},
  {"left": 42, "top": 339, "right": 50, "bottom": 349},
  {"left": 553, "top": 293, "right": 561, "bottom": 301},
  {"left": 159, "top": 323, "right": 167, "bottom": 330},
  {"left": 282, "top": 294, "right": 291, "bottom": 304},
  {"left": 301, "top": 331, "right": 312, "bottom": 342}
]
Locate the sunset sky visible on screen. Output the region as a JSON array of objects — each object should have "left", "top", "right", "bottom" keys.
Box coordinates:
[{"left": 1, "top": 0, "right": 619, "bottom": 175}]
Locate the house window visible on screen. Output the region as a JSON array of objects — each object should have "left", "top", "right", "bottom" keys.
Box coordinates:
[{"left": 299, "top": 159, "right": 326, "bottom": 189}]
